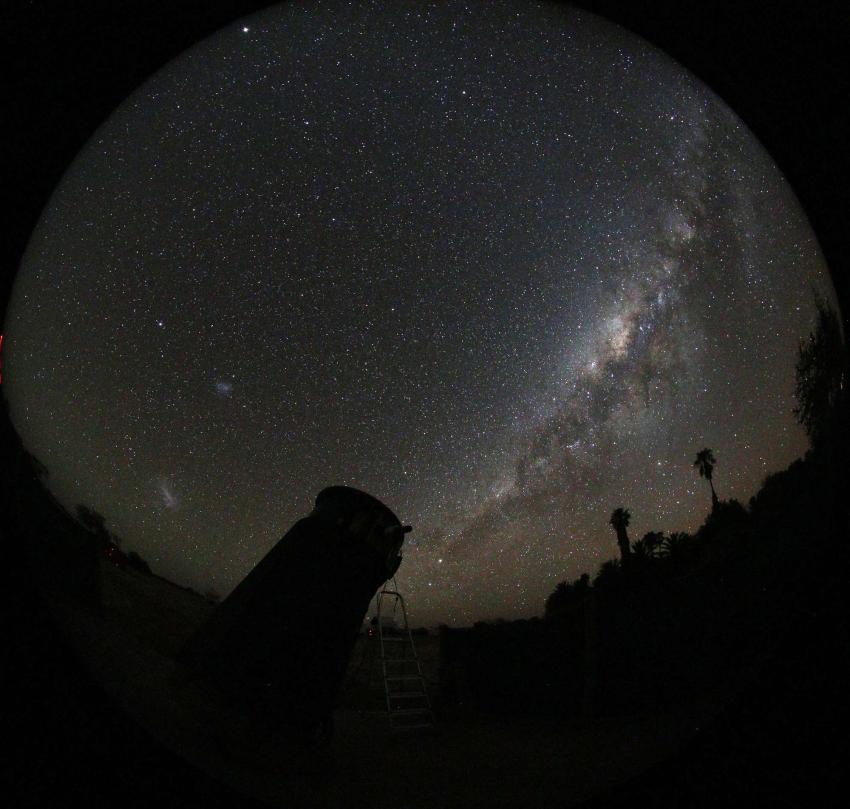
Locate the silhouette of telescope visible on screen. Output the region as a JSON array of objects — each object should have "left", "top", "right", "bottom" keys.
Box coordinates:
[{"left": 176, "top": 485, "right": 410, "bottom": 740}]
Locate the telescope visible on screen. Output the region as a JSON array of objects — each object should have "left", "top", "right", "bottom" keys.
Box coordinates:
[{"left": 176, "top": 485, "right": 411, "bottom": 742}]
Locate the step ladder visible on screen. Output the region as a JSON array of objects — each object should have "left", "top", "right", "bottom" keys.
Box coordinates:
[{"left": 376, "top": 582, "right": 435, "bottom": 731}]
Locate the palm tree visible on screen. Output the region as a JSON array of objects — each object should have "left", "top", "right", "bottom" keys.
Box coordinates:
[
  {"left": 630, "top": 537, "right": 649, "bottom": 560},
  {"left": 661, "top": 531, "right": 689, "bottom": 558},
  {"left": 694, "top": 448, "right": 718, "bottom": 508},
  {"left": 609, "top": 507, "right": 631, "bottom": 561},
  {"left": 641, "top": 530, "right": 665, "bottom": 557}
]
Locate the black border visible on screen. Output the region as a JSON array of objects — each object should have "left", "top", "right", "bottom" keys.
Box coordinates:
[{"left": 3, "top": 2, "right": 848, "bottom": 807}]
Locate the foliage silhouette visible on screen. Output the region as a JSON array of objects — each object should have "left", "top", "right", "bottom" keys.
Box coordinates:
[
  {"left": 609, "top": 507, "right": 631, "bottom": 562},
  {"left": 694, "top": 447, "right": 718, "bottom": 508},
  {"left": 74, "top": 503, "right": 125, "bottom": 552},
  {"left": 660, "top": 531, "right": 696, "bottom": 565},
  {"left": 641, "top": 530, "right": 665, "bottom": 558},
  {"left": 695, "top": 498, "right": 748, "bottom": 540},
  {"left": 544, "top": 572, "right": 591, "bottom": 619},
  {"left": 793, "top": 293, "right": 845, "bottom": 448},
  {"left": 544, "top": 581, "right": 571, "bottom": 618},
  {"left": 592, "top": 558, "right": 622, "bottom": 590},
  {"left": 75, "top": 504, "right": 107, "bottom": 536},
  {"left": 530, "top": 382, "right": 845, "bottom": 719},
  {"left": 0, "top": 398, "right": 103, "bottom": 607},
  {"left": 630, "top": 536, "right": 650, "bottom": 560},
  {"left": 127, "top": 550, "right": 153, "bottom": 575}
]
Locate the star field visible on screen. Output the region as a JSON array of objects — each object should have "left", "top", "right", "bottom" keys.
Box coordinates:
[{"left": 4, "top": 0, "right": 836, "bottom": 625}]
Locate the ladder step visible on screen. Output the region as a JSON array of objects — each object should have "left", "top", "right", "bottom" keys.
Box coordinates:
[
  {"left": 390, "top": 708, "right": 433, "bottom": 716},
  {"left": 380, "top": 657, "right": 419, "bottom": 663},
  {"left": 386, "top": 676, "right": 425, "bottom": 682}
]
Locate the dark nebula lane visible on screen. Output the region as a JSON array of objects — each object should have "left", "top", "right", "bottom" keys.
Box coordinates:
[{"left": 3, "top": 0, "right": 837, "bottom": 625}]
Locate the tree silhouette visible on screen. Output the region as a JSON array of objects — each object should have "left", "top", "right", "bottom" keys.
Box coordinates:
[
  {"left": 593, "top": 558, "right": 621, "bottom": 589},
  {"left": 544, "top": 572, "right": 591, "bottom": 619},
  {"left": 661, "top": 531, "right": 692, "bottom": 559},
  {"left": 127, "top": 550, "right": 152, "bottom": 575},
  {"left": 794, "top": 294, "right": 845, "bottom": 447},
  {"left": 75, "top": 504, "right": 112, "bottom": 550},
  {"left": 641, "top": 531, "right": 665, "bottom": 557},
  {"left": 694, "top": 448, "right": 718, "bottom": 509},
  {"left": 545, "top": 581, "right": 571, "bottom": 618},
  {"left": 609, "top": 507, "right": 631, "bottom": 561},
  {"left": 75, "top": 504, "right": 106, "bottom": 534},
  {"left": 631, "top": 536, "right": 649, "bottom": 560}
]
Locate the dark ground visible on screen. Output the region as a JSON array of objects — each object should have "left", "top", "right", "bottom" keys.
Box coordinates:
[
  {"left": 6, "top": 555, "right": 734, "bottom": 809},
  {"left": 4, "top": 531, "right": 850, "bottom": 809}
]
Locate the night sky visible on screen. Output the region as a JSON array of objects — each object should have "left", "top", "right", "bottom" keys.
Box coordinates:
[{"left": 4, "top": 0, "right": 836, "bottom": 626}]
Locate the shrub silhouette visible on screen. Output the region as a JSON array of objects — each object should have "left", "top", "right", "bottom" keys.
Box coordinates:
[{"left": 794, "top": 294, "right": 845, "bottom": 448}]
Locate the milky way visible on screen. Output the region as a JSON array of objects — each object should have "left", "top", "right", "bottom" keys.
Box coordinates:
[{"left": 4, "top": 0, "right": 835, "bottom": 625}]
